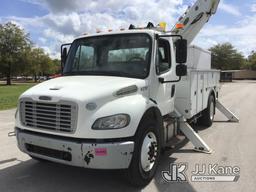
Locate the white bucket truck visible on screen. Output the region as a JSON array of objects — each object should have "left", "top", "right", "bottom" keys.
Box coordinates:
[{"left": 15, "top": 0, "right": 238, "bottom": 186}]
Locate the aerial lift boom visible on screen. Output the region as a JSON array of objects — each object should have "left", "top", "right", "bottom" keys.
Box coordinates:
[{"left": 172, "top": 0, "right": 220, "bottom": 45}]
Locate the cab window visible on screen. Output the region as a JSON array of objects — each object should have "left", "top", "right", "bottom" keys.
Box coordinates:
[
  {"left": 156, "top": 39, "right": 171, "bottom": 75},
  {"left": 72, "top": 45, "right": 95, "bottom": 71}
]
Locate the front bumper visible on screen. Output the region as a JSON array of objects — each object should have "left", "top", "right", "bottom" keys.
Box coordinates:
[{"left": 16, "top": 128, "right": 134, "bottom": 169}]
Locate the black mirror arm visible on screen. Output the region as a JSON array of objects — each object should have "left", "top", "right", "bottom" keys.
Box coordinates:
[
  {"left": 61, "top": 43, "right": 71, "bottom": 51},
  {"left": 159, "top": 76, "right": 182, "bottom": 84},
  {"left": 61, "top": 43, "right": 71, "bottom": 73}
]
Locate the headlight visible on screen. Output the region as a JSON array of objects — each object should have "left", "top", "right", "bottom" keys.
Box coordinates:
[{"left": 92, "top": 114, "right": 130, "bottom": 130}]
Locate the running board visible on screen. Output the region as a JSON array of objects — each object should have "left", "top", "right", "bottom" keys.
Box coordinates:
[
  {"left": 215, "top": 100, "right": 239, "bottom": 122},
  {"left": 174, "top": 109, "right": 212, "bottom": 154}
]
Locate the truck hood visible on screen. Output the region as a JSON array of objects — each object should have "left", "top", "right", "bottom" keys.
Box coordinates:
[{"left": 21, "top": 76, "right": 147, "bottom": 102}]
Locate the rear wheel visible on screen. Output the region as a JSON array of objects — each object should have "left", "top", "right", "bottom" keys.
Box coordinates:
[
  {"left": 199, "top": 95, "right": 215, "bottom": 127},
  {"left": 126, "top": 119, "right": 161, "bottom": 187}
]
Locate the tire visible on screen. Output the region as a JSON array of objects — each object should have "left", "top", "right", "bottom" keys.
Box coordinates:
[
  {"left": 199, "top": 95, "right": 215, "bottom": 127},
  {"left": 126, "top": 119, "right": 161, "bottom": 187}
]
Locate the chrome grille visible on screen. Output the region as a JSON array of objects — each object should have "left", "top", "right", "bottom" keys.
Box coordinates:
[{"left": 20, "top": 99, "right": 77, "bottom": 133}]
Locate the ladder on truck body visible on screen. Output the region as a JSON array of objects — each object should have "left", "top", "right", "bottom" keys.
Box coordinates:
[{"left": 169, "top": 0, "right": 239, "bottom": 154}]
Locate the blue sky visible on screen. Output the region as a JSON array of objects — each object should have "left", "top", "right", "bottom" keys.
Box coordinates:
[{"left": 0, "top": 0, "right": 256, "bottom": 58}]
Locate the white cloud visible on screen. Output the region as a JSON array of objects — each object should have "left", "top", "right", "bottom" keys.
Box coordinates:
[
  {"left": 193, "top": 14, "right": 256, "bottom": 56},
  {"left": 43, "top": 28, "right": 74, "bottom": 43},
  {"left": 4, "top": 0, "right": 255, "bottom": 58},
  {"left": 219, "top": 1, "right": 241, "bottom": 16},
  {"left": 4, "top": 0, "right": 186, "bottom": 58},
  {"left": 38, "top": 37, "right": 47, "bottom": 44},
  {"left": 19, "top": 0, "right": 186, "bottom": 33},
  {"left": 24, "top": 0, "right": 184, "bottom": 16},
  {"left": 251, "top": 4, "right": 256, "bottom": 12}
]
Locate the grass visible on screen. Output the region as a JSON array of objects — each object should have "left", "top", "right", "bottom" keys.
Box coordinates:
[{"left": 0, "top": 83, "right": 36, "bottom": 110}]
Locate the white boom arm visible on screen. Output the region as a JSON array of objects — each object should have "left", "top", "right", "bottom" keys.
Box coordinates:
[{"left": 172, "top": 0, "right": 220, "bottom": 45}]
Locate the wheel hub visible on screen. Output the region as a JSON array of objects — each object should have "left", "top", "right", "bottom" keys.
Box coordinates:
[
  {"left": 140, "top": 132, "right": 158, "bottom": 172},
  {"left": 148, "top": 141, "right": 157, "bottom": 162}
]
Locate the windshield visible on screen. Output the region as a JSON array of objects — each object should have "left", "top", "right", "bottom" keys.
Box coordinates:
[{"left": 63, "top": 34, "right": 152, "bottom": 79}]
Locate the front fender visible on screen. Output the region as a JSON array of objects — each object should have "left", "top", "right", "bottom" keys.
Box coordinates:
[{"left": 77, "top": 94, "right": 156, "bottom": 139}]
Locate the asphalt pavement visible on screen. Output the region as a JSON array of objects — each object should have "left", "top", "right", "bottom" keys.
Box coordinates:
[{"left": 0, "top": 80, "right": 255, "bottom": 192}]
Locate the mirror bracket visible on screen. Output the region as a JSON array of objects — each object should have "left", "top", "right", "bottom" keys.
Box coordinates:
[
  {"left": 158, "top": 76, "right": 182, "bottom": 84},
  {"left": 158, "top": 64, "right": 187, "bottom": 84}
]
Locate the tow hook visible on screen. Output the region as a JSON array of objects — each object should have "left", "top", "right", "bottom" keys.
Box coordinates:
[{"left": 8, "top": 131, "right": 16, "bottom": 137}]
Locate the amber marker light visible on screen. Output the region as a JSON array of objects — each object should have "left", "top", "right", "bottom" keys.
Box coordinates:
[{"left": 176, "top": 23, "right": 185, "bottom": 29}]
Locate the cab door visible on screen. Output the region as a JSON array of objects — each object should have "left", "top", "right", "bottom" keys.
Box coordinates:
[{"left": 152, "top": 38, "right": 175, "bottom": 115}]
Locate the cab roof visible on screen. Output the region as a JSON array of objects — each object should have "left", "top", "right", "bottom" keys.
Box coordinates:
[{"left": 74, "top": 28, "right": 167, "bottom": 41}]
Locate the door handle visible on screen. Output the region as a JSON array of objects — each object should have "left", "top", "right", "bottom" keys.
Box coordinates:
[{"left": 171, "top": 85, "right": 175, "bottom": 98}]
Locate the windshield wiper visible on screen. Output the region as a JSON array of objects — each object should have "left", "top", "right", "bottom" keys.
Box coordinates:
[
  {"left": 64, "top": 70, "right": 129, "bottom": 76},
  {"left": 63, "top": 71, "right": 80, "bottom": 76},
  {"left": 99, "top": 71, "right": 132, "bottom": 76},
  {"left": 63, "top": 70, "right": 143, "bottom": 79}
]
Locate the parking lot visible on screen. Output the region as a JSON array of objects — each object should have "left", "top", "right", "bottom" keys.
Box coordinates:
[{"left": 0, "top": 80, "right": 255, "bottom": 192}]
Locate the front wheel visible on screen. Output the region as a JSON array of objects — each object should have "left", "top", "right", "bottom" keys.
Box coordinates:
[{"left": 126, "top": 119, "right": 161, "bottom": 187}]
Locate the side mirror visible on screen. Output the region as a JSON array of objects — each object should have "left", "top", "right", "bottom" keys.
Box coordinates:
[
  {"left": 61, "top": 43, "right": 71, "bottom": 72},
  {"left": 61, "top": 47, "right": 67, "bottom": 69},
  {"left": 176, "top": 39, "right": 187, "bottom": 64},
  {"left": 176, "top": 64, "right": 187, "bottom": 77}
]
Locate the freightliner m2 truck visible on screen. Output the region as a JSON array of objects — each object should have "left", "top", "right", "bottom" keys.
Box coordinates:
[{"left": 14, "top": 0, "right": 238, "bottom": 186}]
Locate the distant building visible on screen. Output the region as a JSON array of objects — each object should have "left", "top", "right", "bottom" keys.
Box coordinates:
[{"left": 220, "top": 70, "right": 256, "bottom": 82}]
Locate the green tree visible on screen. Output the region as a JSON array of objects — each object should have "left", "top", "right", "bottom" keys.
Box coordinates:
[
  {"left": 247, "top": 51, "right": 256, "bottom": 70},
  {"left": 24, "top": 48, "right": 59, "bottom": 81},
  {"left": 18, "top": 45, "right": 33, "bottom": 76},
  {"left": 51, "top": 59, "right": 61, "bottom": 74},
  {"left": 209, "top": 43, "right": 245, "bottom": 70},
  {"left": 0, "top": 22, "right": 30, "bottom": 85},
  {"left": 32, "top": 48, "right": 44, "bottom": 81}
]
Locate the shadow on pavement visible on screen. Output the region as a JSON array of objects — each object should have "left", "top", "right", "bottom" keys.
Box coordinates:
[{"left": 0, "top": 154, "right": 198, "bottom": 192}]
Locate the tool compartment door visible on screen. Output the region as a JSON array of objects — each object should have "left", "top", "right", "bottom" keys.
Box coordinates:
[
  {"left": 202, "top": 72, "right": 209, "bottom": 110},
  {"left": 197, "top": 72, "right": 204, "bottom": 113},
  {"left": 190, "top": 71, "right": 198, "bottom": 116}
]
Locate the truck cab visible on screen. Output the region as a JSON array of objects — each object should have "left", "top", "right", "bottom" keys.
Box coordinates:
[
  {"left": 15, "top": 29, "right": 188, "bottom": 186},
  {"left": 61, "top": 30, "right": 186, "bottom": 117}
]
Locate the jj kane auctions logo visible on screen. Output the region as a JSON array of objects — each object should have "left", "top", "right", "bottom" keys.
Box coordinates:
[{"left": 162, "top": 163, "right": 240, "bottom": 182}]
